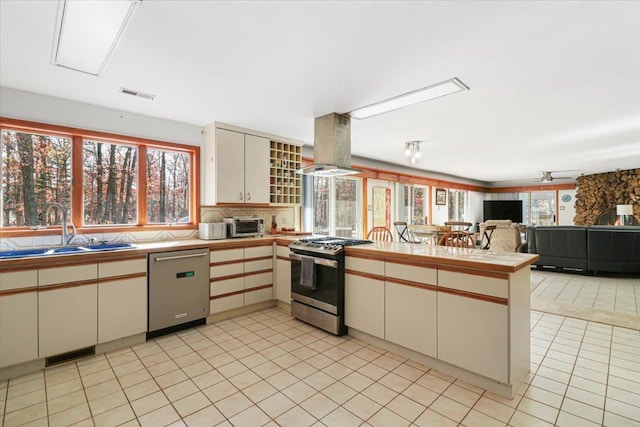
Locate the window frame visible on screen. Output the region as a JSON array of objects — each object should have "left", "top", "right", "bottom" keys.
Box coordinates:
[{"left": 0, "top": 117, "right": 200, "bottom": 236}]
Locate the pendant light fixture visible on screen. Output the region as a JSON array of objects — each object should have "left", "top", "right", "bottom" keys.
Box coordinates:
[{"left": 405, "top": 141, "right": 422, "bottom": 165}]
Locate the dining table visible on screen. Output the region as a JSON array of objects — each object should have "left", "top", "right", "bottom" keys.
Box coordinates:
[{"left": 408, "top": 225, "right": 451, "bottom": 245}]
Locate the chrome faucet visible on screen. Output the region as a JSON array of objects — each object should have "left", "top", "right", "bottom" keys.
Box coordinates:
[{"left": 46, "top": 203, "right": 76, "bottom": 246}]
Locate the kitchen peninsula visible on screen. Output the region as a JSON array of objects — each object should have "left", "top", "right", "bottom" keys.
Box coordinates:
[
  {"left": 1, "top": 237, "right": 538, "bottom": 399},
  {"left": 343, "top": 242, "right": 539, "bottom": 398}
]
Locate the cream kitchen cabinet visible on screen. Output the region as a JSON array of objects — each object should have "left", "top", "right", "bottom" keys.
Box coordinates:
[
  {"left": 210, "top": 244, "right": 274, "bottom": 314},
  {"left": 345, "top": 255, "right": 385, "bottom": 339},
  {"left": 0, "top": 269, "right": 38, "bottom": 368},
  {"left": 206, "top": 126, "right": 270, "bottom": 204},
  {"left": 38, "top": 263, "right": 98, "bottom": 358},
  {"left": 210, "top": 248, "right": 245, "bottom": 313},
  {"left": 274, "top": 243, "right": 291, "bottom": 304},
  {"left": 243, "top": 244, "right": 273, "bottom": 305},
  {"left": 98, "top": 257, "right": 147, "bottom": 344},
  {"left": 437, "top": 268, "right": 510, "bottom": 383},
  {"left": 385, "top": 261, "right": 437, "bottom": 358}
]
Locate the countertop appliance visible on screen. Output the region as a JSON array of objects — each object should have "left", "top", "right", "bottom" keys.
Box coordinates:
[
  {"left": 223, "top": 217, "right": 264, "bottom": 238},
  {"left": 289, "top": 237, "right": 372, "bottom": 335},
  {"left": 147, "top": 248, "right": 210, "bottom": 338},
  {"left": 198, "top": 222, "right": 226, "bottom": 240}
]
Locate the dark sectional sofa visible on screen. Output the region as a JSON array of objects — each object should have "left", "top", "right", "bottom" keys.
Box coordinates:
[{"left": 527, "top": 225, "right": 640, "bottom": 274}]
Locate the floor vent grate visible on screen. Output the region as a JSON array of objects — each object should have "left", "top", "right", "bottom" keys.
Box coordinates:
[{"left": 45, "top": 346, "right": 95, "bottom": 367}]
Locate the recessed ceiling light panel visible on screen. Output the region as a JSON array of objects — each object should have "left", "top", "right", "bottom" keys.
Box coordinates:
[
  {"left": 52, "top": 0, "right": 142, "bottom": 76},
  {"left": 350, "top": 77, "right": 469, "bottom": 119}
]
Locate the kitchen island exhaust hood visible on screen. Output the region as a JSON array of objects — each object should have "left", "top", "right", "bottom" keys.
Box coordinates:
[{"left": 298, "top": 113, "right": 361, "bottom": 177}]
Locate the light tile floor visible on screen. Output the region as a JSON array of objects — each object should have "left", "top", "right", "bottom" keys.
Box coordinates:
[
  {"left": 531, "top": 270, "right": 640, "bottom": 317},
  {"left": 1, "top": 273, "right": 639, "bottom": 427}
]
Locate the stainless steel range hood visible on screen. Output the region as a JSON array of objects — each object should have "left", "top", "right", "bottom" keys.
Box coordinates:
[{"left": 298, "top": 113, "right": 361, "bottom": 177}]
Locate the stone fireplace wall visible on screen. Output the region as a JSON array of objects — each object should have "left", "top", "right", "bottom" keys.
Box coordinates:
[{"left": 574, "top": 168, "right": 640, "bottom": 225}]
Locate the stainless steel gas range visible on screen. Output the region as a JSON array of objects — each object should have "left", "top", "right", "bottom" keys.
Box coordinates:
[{"left": 289, "top": 237, "right": 372, "bottom": 335}]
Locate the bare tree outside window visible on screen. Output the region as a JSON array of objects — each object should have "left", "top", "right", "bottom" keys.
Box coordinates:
[
  {"left": 83, "top": 140, "right": 138, "bottom": 225},
  {"left": 146, "top": 149, "right": 190, "bottom": 223},
  {"left": 448, "top": 189, "right": 467, "bottom": 221},
  {"left": 1, "top": 130, "right": 71, "bottom": 226}
]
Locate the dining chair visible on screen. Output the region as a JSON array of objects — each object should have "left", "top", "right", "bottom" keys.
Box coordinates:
[
  {"left": 393, "top": 221, "right": 421, "bottom": 243},
  {"left": 444, "top": 221, "right": 473, "bottom": 232},
  {"left": 438, "top": 230, "right": 474, "bottom": 248},
  {"left": 367, "top": 226, "right": 394, "bottom": 242}
]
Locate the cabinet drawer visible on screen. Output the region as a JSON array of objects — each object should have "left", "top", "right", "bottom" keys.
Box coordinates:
[
  {"left": 346, "top": 256, "right": 384, "bottom": 276},
  {"left": 99, "top": 258, "right": 146, "bottom": 278},
  {"left": 245, "top": 286, "right": 272, "bottom": 305},
  {"left": 39, "top": 264, "right": 97, "bottom": 286},
  {"left": 438, "top": 269, "right": 508, "bottom": 299},
  {"left": 210, "top": 294, "right": 243, "bottom": 313},
  {"left": 245, "top": 245, "right": 273, "bottom": 258},
  {"left": 210, "top": 277, "right": 244, "bottom": 297},
  {"left": 210, "top": 262, "right": 243, "bottom": 279},
  {"left": 386, "top": 262, "right": 436, "bottom": 285},
  {"left": 0, "top": 269, "right": 38, "bottom": 291},
  {"left": 245, "top": 272, "right": 272, "bottom": 289},
  {"left": 211, "top": 248, "right": 244, "bottom": 263},
  {"left": 276, "top": 245, "right": 291, "bottom": 258},
  {"left": 245, "top": 258, "right": 272, "bottom": 273}
]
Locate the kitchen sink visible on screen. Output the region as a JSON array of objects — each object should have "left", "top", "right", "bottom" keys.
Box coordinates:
[
  {"left": 46, "top": 246, "right": 89, "bottom": 254},
  {"left": 0, "top": 242, "right": 135, "bottom": 260},
  {"left": 0, "top": 248, "right": 50, "bottom": 259},
  {"left": 83, "top": 242, "right": 134, "bottom": 251}
]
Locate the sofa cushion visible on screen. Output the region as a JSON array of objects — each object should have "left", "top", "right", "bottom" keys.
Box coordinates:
[
  {"left": 533, "top": 226, "right": 588, "bottom": 270},
  {"left": 587, "top": 226, "right": 640, "bottom": 273}
]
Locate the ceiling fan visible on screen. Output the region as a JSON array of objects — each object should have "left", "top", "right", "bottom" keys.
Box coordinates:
[{"left": 537, "top": 171, "right": 574, "bottom": 182}]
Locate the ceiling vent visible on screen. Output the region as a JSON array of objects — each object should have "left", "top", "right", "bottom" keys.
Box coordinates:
[{"left": 119, "top": 87, "right": 155, "bottom": 100}]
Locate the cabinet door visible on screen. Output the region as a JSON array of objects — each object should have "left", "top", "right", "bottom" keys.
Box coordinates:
[
  {"left": 98, "top": 258, "right": 147, "bottom": 343},
  {"left": 39, "top": 284, "right": 98, "bottom": 357},
  {"left": 39, "top": 263, "right": 98, "bottom": 357},
  {"left": 437, "top": 269, "right": 509, "bottom": 382},
  {"left": 345, "top": 257, "right": 385, "bottom": 339},
  {"left": 385, "top": 281, "right": 436, "bottom": 357},
  {"left": 437, "top": 293, "right": 508, "bottom": 382},
  {"left": 216, "top": 128, "right": 246, "bottom": 203},
  {"left": 345, "top": 274, "right": 384, "bottom": 338},
  {"left": 0, "top": 270, "right": 38, "bottom": 368},
  {"left": 244, "top": 134, "right": 270, "bottom": 203}
]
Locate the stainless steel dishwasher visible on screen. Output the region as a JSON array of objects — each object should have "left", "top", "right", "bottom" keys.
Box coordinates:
[{"left": 148, "top": 248, "right": 210, "bottom": 338}]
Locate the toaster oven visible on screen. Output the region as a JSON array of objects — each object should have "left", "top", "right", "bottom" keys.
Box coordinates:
[{"left": 223, "top": 217, "right": 264, "bottom": 238}]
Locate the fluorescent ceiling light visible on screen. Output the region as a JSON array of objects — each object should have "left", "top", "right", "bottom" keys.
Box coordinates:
[
  {"left": 52, "top": 0, "right": 142, "bottom": 76},
  {"left": 350, "top": 77, "right": 469, "bottom": 119}
]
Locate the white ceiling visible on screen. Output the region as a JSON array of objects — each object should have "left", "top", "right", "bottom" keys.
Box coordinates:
[{"left": 1, "top": 0, "right": 639, "bottom": 185}]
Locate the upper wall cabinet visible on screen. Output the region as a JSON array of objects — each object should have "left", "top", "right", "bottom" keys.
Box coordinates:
[
  {"left": 205, "top": 126, "right": 270, "bottom": 204},
  {"left": 204, "top": 123, "right": 302, "bottom": 206}
]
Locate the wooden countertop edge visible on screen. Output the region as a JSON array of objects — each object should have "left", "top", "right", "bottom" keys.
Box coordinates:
[
  {"left": 1, "top": 237, "right": 540, "bottom": 274},
  {"left": 0, "top": 238, "right": 279, "bottom": 271},
  {"left": 345, "top": 246, "right": 540, "bottom": 273}
]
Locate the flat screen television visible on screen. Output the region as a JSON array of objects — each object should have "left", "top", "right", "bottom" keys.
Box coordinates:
[{"left": 483, "top": 200, "right": 523, "bottom": 223}]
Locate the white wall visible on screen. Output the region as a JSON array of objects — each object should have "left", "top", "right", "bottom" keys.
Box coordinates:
[
  {"left": 468, "top": 191, "right": 487, "bottom": 232},
  {"left": 557, "top": 189, "right": 577, "bottom": 225},
  {"left": 0, "top": 87, "right": 206, "bottom": 197}
]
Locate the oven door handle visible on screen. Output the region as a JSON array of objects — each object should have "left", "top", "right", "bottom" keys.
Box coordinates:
[{"left": 289, "top": 253, "right": 338, "bottom": 268}]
